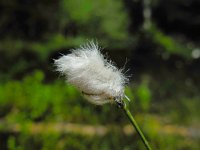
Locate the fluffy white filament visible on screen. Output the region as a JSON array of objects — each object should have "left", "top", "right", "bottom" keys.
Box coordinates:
[{"left": 54, "top": 41, "right": 128, "bottom": 105}]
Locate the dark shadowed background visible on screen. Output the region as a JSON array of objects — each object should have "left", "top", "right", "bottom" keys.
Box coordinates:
[{"left": 0, "top": 0, "right": 200, "bottom": 149}]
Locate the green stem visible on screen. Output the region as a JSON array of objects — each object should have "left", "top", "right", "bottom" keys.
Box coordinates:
[{"left": 123, "top": 103, "right": 152, "bottom": 150}]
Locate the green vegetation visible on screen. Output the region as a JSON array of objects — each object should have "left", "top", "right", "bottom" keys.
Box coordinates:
[{"left": 0, "top": 71, "right": 199, "bottom": 149}]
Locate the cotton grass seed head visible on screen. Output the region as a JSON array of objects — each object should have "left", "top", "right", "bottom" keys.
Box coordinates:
[{"left": 54, "top": 41, "right": 128, "bottom": 106}]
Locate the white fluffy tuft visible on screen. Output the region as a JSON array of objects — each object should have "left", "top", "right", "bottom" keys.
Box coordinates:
[{"left": 54, "top": 41, "right": 128, "bottom": 105}]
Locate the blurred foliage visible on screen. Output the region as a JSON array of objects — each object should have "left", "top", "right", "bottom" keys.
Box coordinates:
[
  {"left": 0, "top": 0, "right": 130, "bottom": 63},
  {"left": 148, "top": 25, "right": 193, "bottom": 59},
  {"left": 0, "top": 0, "right": 200, "bottom": 149},
  {"left": 0, "top": 71, "right": 199, "bottom": 149},
  {"left": 136, "top": 75, "right": 151, "bottom": 111}
]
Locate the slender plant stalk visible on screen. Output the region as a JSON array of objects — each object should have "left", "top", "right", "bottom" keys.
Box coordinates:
[{"left": 122, "top": 103, "right": 152, "bottom": 150}]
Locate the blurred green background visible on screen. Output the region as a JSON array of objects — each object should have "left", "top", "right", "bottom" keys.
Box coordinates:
[{"left": 0, "top": 0, "right": 200, "bottom": 149}]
